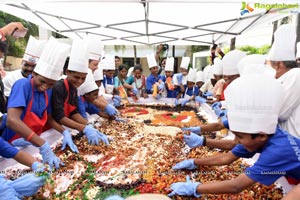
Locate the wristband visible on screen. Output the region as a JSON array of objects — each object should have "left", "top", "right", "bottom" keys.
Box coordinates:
[{"left": 26, "top": 131, "right": 35, "bottom": 141}]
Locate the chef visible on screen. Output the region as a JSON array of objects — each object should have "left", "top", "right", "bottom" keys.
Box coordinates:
[
  {"left": 3, "top": 36, "right": 46, "bottom": 98},
  {"left": 51, "top": 39, "right": 109, "bottom": 146},
  {"left": 177, "top": 68, "right": 198, "bottom": 106},
  {"left": 169, "top": 73, "right": 300, "bottom": 197},
  {"left": 268, "top": 24, "right": 300, "bottom": 139},
  {"left": 2, "top": 37, "right": 69, "bottom": 169},
  {"left": 145, "top": 54, "right": 165, "bottom": 99}
]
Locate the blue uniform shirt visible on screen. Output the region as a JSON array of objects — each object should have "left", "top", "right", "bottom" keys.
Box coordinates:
[
  {"left": 183, "top": 86, "right": 199, "bottom": 98},
  {"left": 0, "top": 137, "right": 19, "bottom": 158},
  {"left": 103, "top": 76, "right": 114, "bottom": 88},
  {"left": 77, "top": 96, "right": 100, "bottom": 119},
  {"left": 145, "top": 74, "right": 163, "bottom": 94},
  {"left": 2, "top": 75, "right": 52, "bottom": 141},
  {"left": 231, "top": 127, "right": 300, "bottom": 186}
]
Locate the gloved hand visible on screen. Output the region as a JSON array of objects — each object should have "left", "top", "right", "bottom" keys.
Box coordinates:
[
  {"left": 31, "top": 161, "right": 46, "bottom": 173},
  {"left": 221, "top": 115, "right": 229, "bottom": 128},
  {"left": 114, "top": 117, "right": 128, "bottom": 122},
  {"left": 181, "top": 99, "right": 190, "bottom": 107},
  {"left": 0, "top": 175, "right": 19, "bottom": 200},
  {"left": 155, "top": 93, "right": 162, "bottom": 100},
  {"left": 211, "top": 102, "right": 222, "bottom": 109},
  {"left": 62, "top": 130, "right": 79, "bottom": 153},
  {"left": 168, "top": 175, "right": 201, "bottom": 197},
  {"left": 0, "top": 113, "right": 7, "bottom": 130},
  {"left": 175, "top": 99, "right": 179, "bottom": 106},
  {"left": 195, "top": 96, "right": 206, "bottom": 104},
  {"left": 132, "top": 87, "right": 138, "bottom": 95},
  {"left": 202, "top": 91, "right": 213, "bottom": 98},
  {"left": 182, "top": 126, "right": 201, "bottom": 135},
  {"left": 158, "top": 82, "right": 165, "bottom": 91},
  {"left": 177, "top": 73, "right": 183, "bottom": 85},
  {"left": 213, "top": 106, "right": 227, "bottom": 118},
  {"left": 8, "top": 174, "right": 46, "bottom": 198},
  {"left": 104, "top": 195, "right": 125, "bottom": 200},
  {"left": 105, "top": 104, "right": 118, "bottom": 116},
  {"left": 172, "top": 159, "right": 197, "bottom": 170},
  {"left": 184, "top": 132, "right": 204, "bottom": 148},
  {"left": 11, "top": 138, "right": 32, "bottom": 147},
  {"left": 39, "top": 142, "right": 64, "bottom": 169},
  {"left": 83, "top": 125, "right": 109, "bottom": 145},
  {"left": 112, "top": 95, "right": 121, "bottom": 107}
]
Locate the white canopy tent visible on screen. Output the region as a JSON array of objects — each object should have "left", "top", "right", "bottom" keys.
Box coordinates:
[{"left": 0, "top": 0, "right": 297, "bottom": 45}]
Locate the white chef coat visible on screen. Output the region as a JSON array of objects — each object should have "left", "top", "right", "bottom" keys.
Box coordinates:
[
  {"left": 3, "top": 69, "right": 24, "bottom": 97},
  {"left": 278, "top": 68, "right": 300, "bottom": 138}
]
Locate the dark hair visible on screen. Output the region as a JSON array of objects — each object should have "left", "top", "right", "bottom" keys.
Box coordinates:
[
  {"left": 0, "top": 41, "right": 7, "bottom": 53},
  {"left": 63, "top": 57, "right": 70, "bottom": 75},
  {"left": 160, "top": 57, "right": 167, "bottom": 65},
  {"left": 115, "top": 56, "right": 120, "bottom": 60},
  {"left": 282, "top": 61, "right": 297, "bottom": 69},
  {"left": 133, "top": 64, "right": 143, "bottom": 72},
  {"left": 118, "top": 64, "right": 127, "bottom": 71}
]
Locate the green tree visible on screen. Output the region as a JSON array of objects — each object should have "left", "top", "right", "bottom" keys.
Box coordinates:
[{"left": 0, "top": 11, "right": 39, "bottom": 57}]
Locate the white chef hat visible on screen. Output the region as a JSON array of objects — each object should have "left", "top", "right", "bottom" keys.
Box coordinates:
[
  {"left": 86, "top": 37, "right": 104, "bottom": 61},
  {"left": 268, "top": 24, "right": 296, "bottom": 61},
  {"left": 127, "top": 67, "right": 134, "bottom": 77},
  {"left": 296, "top": 42, "right": 300, "bottom": 58},
  {"left": 196, "top": 71, "right": 204, "bottom": 82},
  {"left": 93, "top": 68, "right": 103, "bottom": 81},
  {"left": 225, "top": 74, "right": 285, "bottom": 134},
  {"left": 23, "top": 36, "right": 46, "bottom": 64},
  {"left": 238, "top": 54, "right": 266, "bottom": 76},
  {"left": 212, "top": 58, "right": 223, "bottom": 75},
  {"left": 180, "top": 57, "right": 190, "bottom": 69},
  {"left": 101, "top": 55, "right": 115, "bottom": 70},
  {"left": 186, "top": 68, "right": 197, "bottom": 82},
  {"left": 68, "top": 39, "right": 89, "bottom": 73},
  {"left": 147, "top": 54, "right": 157, "bottom": 69},
  {"left": 79, "top": 70, "right": 99, "bottom": 95},
  {"left": 34, "top": 37, "right": 70, "bottom": 81},
  {"left": 165, "top": 57, "right": 174, "bottom": 72},
  {"left": 222, "top": 50, "right": 247, "bottom": 75}
]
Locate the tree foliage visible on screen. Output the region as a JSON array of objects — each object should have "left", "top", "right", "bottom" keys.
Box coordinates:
[{"left": 0, "top": 11, "right": 39, "bottom": 57}]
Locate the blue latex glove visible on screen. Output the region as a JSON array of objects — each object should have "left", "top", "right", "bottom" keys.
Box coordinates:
[
  {"left": 8, "top": 174, "right": 46, "bottom": 198},
  {"left": 221, "top": 115, "right": 229, "bottom": 128},
  {"left": 168, "top": 175, "right": 201, "bottom": 197},
  {"left": 62, "top": 130, "right": 79, "bottom": 153},
  {"left": 158, "top": 82, "right": 165, "bottom": 91},
  {"left": 172, "top": 159, "right": 197, "bottom": 170},
  {"left": 0, "top": 175, "right": 19, "bottom": 200},
  {"left": 31, "top": 162, "right": 46, "bottom": 173},
  {"left": 132, "top": 87, "right": 138, "bottom": 95},
  {"left": 184, "top": 132, "right": 204, "bottom": 148},
  {"left": 112, "top": 95, "right": 122, "bottom": 107},
  {"left": 177, "top": 73, "right": 183, "bottom": 85},
  {"left": 211, "top": 102, "right": 222, "bottom": 109},
  {"left": 83, "top": 125, "right": 109, "bottom": 145},
  {"left": 181, "top": 99, "right": 190, "bottom": 106},
  {"left": 182, "top": 126, "right": 201, "bottom": 135},
  {"left": 155, "top": 93, "right": 162, "bottom": 100},
  {"left": 11, "top": 138, "right": 32, "bottom": 147},
  {"left": 105, "top": 104, "right": 118, "bottom": 116},
  {"left": 219, "top": 109, "right": 227, "bottom": 118},
  {"left": 213, "top": 106, "right": 222, "bottom": 117},
  {"left": 104, "top": 195, "right": 125, "bottom": 200},
  {"left": 195, "top": 96, "right": 206, "bottom": 104},
  {"left": 39, "top": 142, "right": 64, "bottom": 169},
  {"left": 0, "top": 113, "right": 7, "bottom": 130},
  {"left": 175, "top": 99, "right": 179, "bottom": 106},
  {"left": 202, "top": 91, "right": 213, "bottom": 98},
  {"left": 114, "top": 117, "right": 127, "bottom": 122}
]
